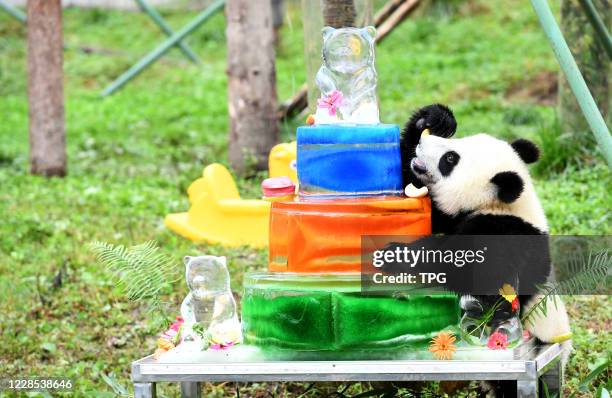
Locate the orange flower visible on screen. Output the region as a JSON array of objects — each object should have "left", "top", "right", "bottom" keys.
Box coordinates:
[
  {"left": 429, "top": 331, "right": 456, "bottom": 360},
  {"left": 306, "top": 114, "right": 315, "bottom": 125}
]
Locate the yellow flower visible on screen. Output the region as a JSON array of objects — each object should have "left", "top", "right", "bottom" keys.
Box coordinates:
[
  {"left": 210, "top": 328, "right": 242, "bottom": 346},
  {"left": 499, "top": 283, "right": 517, "bottom": 303},
  {"left": 157, "top": 338, "right": 175, "bottom": 351},
  {"left": 429, "top": 331, "right": 456, "bottom": 360}
]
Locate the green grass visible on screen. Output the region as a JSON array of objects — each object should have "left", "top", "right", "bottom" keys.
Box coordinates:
[{"left": 0, "top": 0, "right": 610, "bottom": 396}]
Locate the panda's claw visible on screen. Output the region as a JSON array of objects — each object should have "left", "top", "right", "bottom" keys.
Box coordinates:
[
  {"left": 416, "top": 117, "right": 426, "bottom": 131},
  {"left": 400, "top": 104, "right": 457, "bottom": 187}
]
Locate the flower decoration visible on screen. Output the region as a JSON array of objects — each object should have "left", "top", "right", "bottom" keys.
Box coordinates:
[
  {"left": 210, "top": 341, "right": 235, "bottom": 351},
  {"left": 306, "top": 114, "right": 315, "bottom": 125},
  {"left": 157, "top": 337, "right": 175, "bottom": 351},
  {"left": 162, "top": 316, "right": 184, "bottom": 345},
  {"left": 499, "top": 283, "right": 517, "bottom": 303},
  {"left": 487, "top": 331, "right": 509, "bottom": 350},
  {"left": 154, "top": 316, "right": 185, "bottom": 359},
  {"left": 207, "top": 327, "right": 241, "bottom": 351},
  {"left": 170, "top": 316, "right": 184, "bottom": 331},
  {"left": 317, "top": 90, "right": 343, "bottom": 116},
  {"left": 429, "top": 331, "right": 456, "bottom": 360},
  {"left": 511, "top": 297, "right": 519, "bottom": 312}
]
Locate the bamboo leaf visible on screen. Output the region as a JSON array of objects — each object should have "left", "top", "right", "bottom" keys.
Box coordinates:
[
  {"left": 522, "top": 250, "right": 610, "bottom": 325},
  {"left": 90, "top": 240, "right": 179, "bottom": 324}
]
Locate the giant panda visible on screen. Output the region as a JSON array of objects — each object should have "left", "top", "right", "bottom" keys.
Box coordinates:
[{"left": 399, "top": 104, "right": 572, "bottom": 396}]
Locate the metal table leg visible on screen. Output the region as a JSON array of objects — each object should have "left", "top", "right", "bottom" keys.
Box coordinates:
[
  {"left": 517, "top": 380, "right": 538, "bottom": 398},
  {"left": 517, "top": 362, "right": 538, "bottom": 398},
  {"left": 134, "top": 382, "right": 157, "bottom": 398},
  {"left": 181, "top": 381, "right": 201, "bottom": 398},
  {"left": 540, "top": 358, "right": 562, "bottom": 397}
]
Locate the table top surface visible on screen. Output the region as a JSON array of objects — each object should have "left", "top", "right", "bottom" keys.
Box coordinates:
[{"left": 132, "top": 340, "right": 563, "bottom": 382}]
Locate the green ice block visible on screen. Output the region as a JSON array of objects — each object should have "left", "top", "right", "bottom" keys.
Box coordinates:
[
  {"left": 241, "top": 288, "right": 334, "bottom": 350},
  {"left": 241, "top": 273, "right": 460, "bottom": 352},
  {"left": 333, "top": 293, "right": 460, "bottom": 349}
]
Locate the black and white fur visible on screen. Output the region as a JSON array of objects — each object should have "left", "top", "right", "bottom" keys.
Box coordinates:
[{"left": 400, "top": 104, "right": 571, "bottom": 396}]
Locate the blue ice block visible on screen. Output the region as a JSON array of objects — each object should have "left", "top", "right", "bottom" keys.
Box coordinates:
[{"left": 297, "top": 124, "right": 403, "bottom": 197}]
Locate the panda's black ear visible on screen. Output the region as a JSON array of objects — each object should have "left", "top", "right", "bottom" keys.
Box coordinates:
[
  {"left": 511, "top": 139, "right": 539, "bottom": 164},
  {"left": 491, "top": 171, "right": 524, "bottom": 203}
]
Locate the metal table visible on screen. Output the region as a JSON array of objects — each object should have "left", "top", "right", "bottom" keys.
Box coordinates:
[{"left": 131, "top": 340, "right": 563, "bottom": 398}]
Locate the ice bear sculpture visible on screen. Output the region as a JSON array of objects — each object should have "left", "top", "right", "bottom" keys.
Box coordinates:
[
  {"left": 315, "top": 26, "right": 380, "bottom": 124},
  {"left": 180, "top": 255, "right": 241, "bottom": 342}
]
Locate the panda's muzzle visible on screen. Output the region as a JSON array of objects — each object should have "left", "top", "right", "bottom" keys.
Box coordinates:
[{"left": 411, "top": 158, "right": 428, "bottom": 175}]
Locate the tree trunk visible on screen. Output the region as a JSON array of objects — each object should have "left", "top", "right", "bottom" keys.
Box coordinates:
[
  {"left": 27, "top": 0, "right": 66, "bottom": 177},
  {"left": 271, "top": 0, "right": 284, "bottom": 47},
  {"left": 558, "top": 0, "right": 611, "bottom": 144},
  {"left": 322, "top": 0, "right": 357, "bottom": 27},
  {"left": 226, "top": 0, "right": 279, "bottom": 174}
]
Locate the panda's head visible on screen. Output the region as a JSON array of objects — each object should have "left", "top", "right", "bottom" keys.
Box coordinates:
[{"left": 411, "top": 134, "right": 540, "bottom": 215}]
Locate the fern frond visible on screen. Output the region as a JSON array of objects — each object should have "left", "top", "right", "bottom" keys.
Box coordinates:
[
  {"left": 90, "top": 240, "right": 181, "bottom": 325},
  {"left": 522, "top": 250, "right": 610, "bottom": 326}
]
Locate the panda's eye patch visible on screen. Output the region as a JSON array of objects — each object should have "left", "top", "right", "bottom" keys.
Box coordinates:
[{"left": 439, "top": 150, "right": 460, "bottom": 176}]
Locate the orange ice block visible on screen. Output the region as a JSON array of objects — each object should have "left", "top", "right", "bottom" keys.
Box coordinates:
[{"left": 269, "top": 197, "right": 432, "bottom": 273}]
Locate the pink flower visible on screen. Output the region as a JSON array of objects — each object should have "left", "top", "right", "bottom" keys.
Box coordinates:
[
  {"left": 487, "top": 331, "right": 509, "bottom": 350},
  {"left": 159, "top": 316, "right": 185, "bottom": 345},
  {"left": 170, "top": 317, "right": 184, "bottom": 332},
  {"left": 317, "top": 90, "right": 343, "bottom": 116},
  {"left": 209, "top": 341, "right": 235, "bottom": 351}
]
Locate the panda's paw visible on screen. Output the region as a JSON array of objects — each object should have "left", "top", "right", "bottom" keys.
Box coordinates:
[
  {"left": 524, "top": 295, "right": 573, "bottom": 365},
  {"left": 524, "top": 295, "right": 571, "bottom": 341},
  {"left": 405, "top": 104, "right": 457, "bottom": 139}
]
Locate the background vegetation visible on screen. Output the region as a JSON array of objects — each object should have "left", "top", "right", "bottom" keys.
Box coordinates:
[{"left": 0, "top": 0, "right": 609, "bottom": 396}]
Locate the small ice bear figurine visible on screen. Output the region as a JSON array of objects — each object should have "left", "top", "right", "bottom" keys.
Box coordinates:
[
  {"left": 315, "top": 26, "right": 380, "bottom": 124},
  {"left": 180, "top": 255, "right": 240, "bottom": 340}
]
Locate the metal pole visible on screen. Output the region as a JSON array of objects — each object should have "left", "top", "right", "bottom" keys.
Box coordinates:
[
  {"left": 0, "top": 0, "right": 26, "bottom": 23},
  {"left": 101, "top": 0, "right": 225, "bottom": 97},
  {"left": 531, "top": 0, "right": 612, "bottom": 169},
  {"left": 577, "top": 0, "right": 612, "bottom": 60},
  {"left": 134, "top": 0, "right": 201, "bottom": 64}
]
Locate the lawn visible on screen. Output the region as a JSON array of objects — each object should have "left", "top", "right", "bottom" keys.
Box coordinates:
[{"left": 0, "top": 0, "right": 610, "bottom": 396}]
